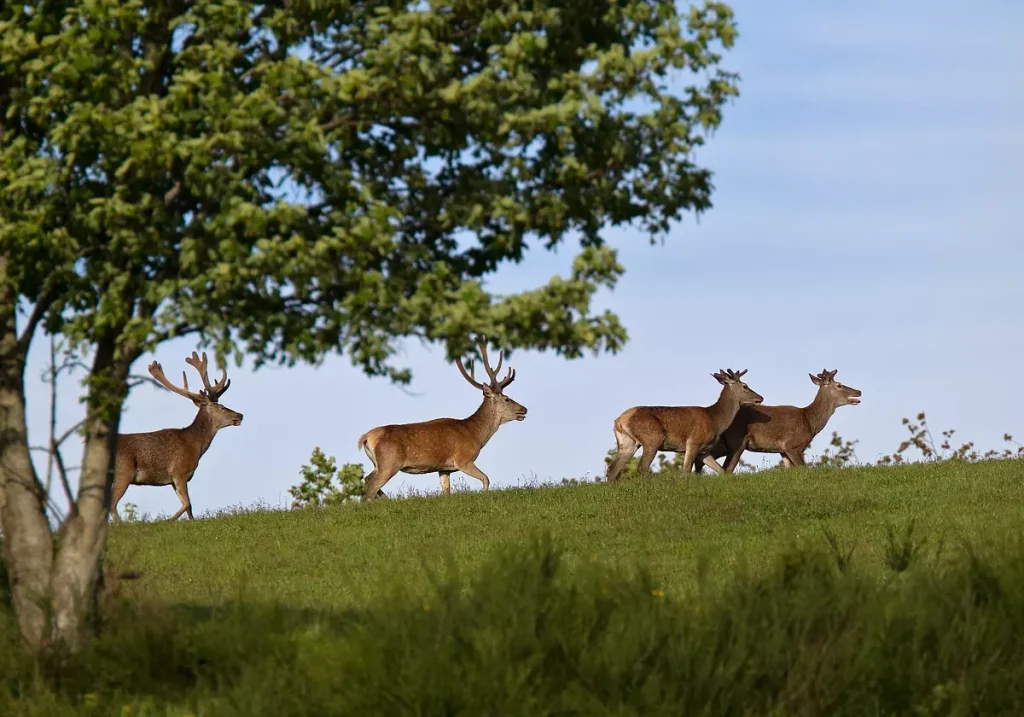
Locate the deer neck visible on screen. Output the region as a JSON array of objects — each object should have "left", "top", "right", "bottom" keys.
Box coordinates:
[
  {"left": 464, "top": 399, "right": 503, "bottom": 448},
  {"left": 706, "top": 388, "right": 742, "bottom": 434},
  {"left": 185, "top": 409, "right": 220, "bottom": 458},
  {"left": 803, "top": 390, "right": 838, "bottom": 438}
]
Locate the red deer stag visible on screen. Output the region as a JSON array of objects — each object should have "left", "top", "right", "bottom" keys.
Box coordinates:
[
  {"left": 699, "top": 369, "right": 862, "bottom": 473},
  {"left": 356, "top": 342, "right": 527, "bottom": 500},
  {"left": 111, "top": 351, "right": 243, "bottom": 521},
  {"left": 606, "top": 369, "right": 763, "bottom": 481}
]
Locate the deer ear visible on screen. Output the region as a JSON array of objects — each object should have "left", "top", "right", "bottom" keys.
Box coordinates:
[
  {"left": 712, "top": 372, "right": 726, "bottom": 385},
  {"left": 809, "top": 373, "right": 823, "bottom": 385}
]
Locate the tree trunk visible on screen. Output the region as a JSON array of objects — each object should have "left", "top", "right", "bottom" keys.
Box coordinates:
[
  {"left": 48, "top": 337, "right": 129, "bottom": 650},
  {"left": 1, "top": 252, "right": 133, "bottom": 650},
  {"left": 0, "top": 257, "right": 55, "bottom": 648}
]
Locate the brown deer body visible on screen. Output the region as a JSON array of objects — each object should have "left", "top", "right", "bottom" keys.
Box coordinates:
[
  {"left": 111, "top": 352, "right": 242, "bottom": 522},
  {"left": 357, "top": 343, "right": 527, "bottom": 500},
  {"left": 605, "top": 369, "right": 763, "bottom": 481},
  {"left": 699, "top": 369, "right": 862, "bottom": 472}
]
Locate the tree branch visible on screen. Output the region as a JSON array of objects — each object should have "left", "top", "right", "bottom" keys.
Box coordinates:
[
  {"left": 151, "top": 322, "right": 196, "bottom": 344},
  {"left": 52, "top": 439, "right": 77, "bottom": 517},
  {"left": 128, "top": 375, "right": 164, "bottom": 391},
  {"left": 16, "top": 286, "right": 56, "bottom": 355},
  {"left": 55, "top": 418, "right": 87, "bottom": 447}
]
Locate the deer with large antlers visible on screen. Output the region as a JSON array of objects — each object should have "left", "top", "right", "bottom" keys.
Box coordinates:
[
  {"left": 605, "top": 369, "right": 763, "bottom": 481},
  {"left": 698, "top": 369, "right": 862, "bottom": 473},
  {"left": 111, "top": 351, "right": 243, "bottom": 522},
  {"left": 356, "top": 342, "right": 527, "bottom": 500}
]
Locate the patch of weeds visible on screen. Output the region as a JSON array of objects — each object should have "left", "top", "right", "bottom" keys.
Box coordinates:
[
  {"left": 884, "top": 519, "right": 924, "bottom": 573},
  {"left": 822, "top": 524, "right": 856, "bottom": 572}
]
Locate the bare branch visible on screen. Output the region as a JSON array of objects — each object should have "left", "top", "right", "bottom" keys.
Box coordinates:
[
  {"left": 53, "top": 440, "right": 77, "bottom": 516},
  {"left": 128, "top": 375, "right": 164, "bottom": 391},
  {"left": 43, "top": 335, "right": 58, "bottom": 502},
  {"left": 44, "top": 494, "right": 65, "bottom": 525},
  {"left": 55, "top": 418, "right": 87, "bottom": 447},
  {"left": 16, "top": 288, "right": 57, "bottom": 355}
]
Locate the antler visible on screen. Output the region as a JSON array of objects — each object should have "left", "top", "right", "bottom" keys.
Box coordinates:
[
  {"left": 455, "top": 342, "right": 516, "bottom": 392},
  {"left": 713, "top": 368, "right": 748, "bottom": 381},
  {"left": 148, "top": 361, "right": 204, "bottom": 402},
  {"left": 184, "top": 351, "right": 231, "bottom": 402}
]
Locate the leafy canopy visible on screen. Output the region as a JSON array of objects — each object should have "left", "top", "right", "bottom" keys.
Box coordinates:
[{"left": 1, "top": 0, "right": 738, "bottom": 380}]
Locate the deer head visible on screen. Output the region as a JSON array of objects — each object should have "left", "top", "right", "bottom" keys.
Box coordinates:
[
  {"left": 809, "top": 369, "right": 862, "bottom": 406},
  {"left": 712, "top": 368, "right": 763, "bottom": 406},
  {"left": 455, "top": 343, "right": 527, "bottom": 425},
  {"left": 148, "top": 351, "right": 244, "bottom": 429}
]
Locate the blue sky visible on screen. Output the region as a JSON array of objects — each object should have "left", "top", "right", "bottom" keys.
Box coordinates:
[{"left": 23, "top": 0, "right": 1024, "bottom": 517}]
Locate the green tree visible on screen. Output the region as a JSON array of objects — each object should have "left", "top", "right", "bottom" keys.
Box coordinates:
[
  {"left": 0, "top": 0, "right": 738, "bottom": 650},
  {"left": 290, "top": 447, "right": 364, "bottom": 508}
]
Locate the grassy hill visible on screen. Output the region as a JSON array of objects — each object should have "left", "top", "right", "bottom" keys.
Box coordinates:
[
  {"left": 109, "top": 459, "right": 1024, "bottom": 610},
  {"left": 4, "top": 459, "right": 1024, "bottom": 715}
]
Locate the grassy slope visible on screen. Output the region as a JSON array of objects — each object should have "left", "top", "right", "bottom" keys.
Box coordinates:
[{"left": 109, "top": 459, "right": 1024, "bottom": 611}]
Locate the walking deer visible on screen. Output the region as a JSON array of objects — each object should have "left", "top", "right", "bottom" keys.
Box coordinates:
[
  {"left": 356, "top": 342, "right": 527, "bottom": 500},
  {"left": 111, "top": 351, "right": 243, "bottom": 522},
  {"left": 698, "top": 369, "right": 862, "bottom": 473},
  {"left": 605, "top": 369, "right": 763, "bottom": 481}
]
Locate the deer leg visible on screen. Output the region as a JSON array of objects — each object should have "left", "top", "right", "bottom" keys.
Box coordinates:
[
  {"left": 606, "top": 448, "right": 637, "bottom": 482},
  {"left": 110, "top": 477, "right": 131, "bottom": 523},
  {"left": 782, "top": 449, "right": 805, "bottom": 467},
  {"left": 724, "top": 438, "right": 749, "bottom": 474},
  {"left": 457, "top": 462, "right": 489, "bottom": 492},
  {"left": 364, "top": 464, "right": 399, "bottom": 501},
  {"left": 678, "top": 445, "right": 698, "bottom": 475},
  {"left": 169, "top": 477, "right": 193, "bottom": 521},
  {"left": 636, "top": 444, "right": 659, "bottom": 475},
  {"left": 439, "top": 472, "right": 452, "bottom": 495},
  {"left": 780, "top": 456, "right": 792, "bottom": 468},
  {"left": 606, "top": 430, "right": 639, "bottom": 482},
  {"left": 701, "top": 455, "right": 726, "bottom": 475}
]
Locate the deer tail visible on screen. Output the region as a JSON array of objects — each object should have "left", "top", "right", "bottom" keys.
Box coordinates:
[{"left": 357, "top": 432, "right": 377, "bottom": 467}]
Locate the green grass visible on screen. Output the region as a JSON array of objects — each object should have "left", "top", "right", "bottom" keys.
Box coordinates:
[
  {"left": 2, "top": 459, "right": 1024, "bottom": 715},
  {"left": 109, "top": 459, "right": 1024, "bottom": 609}
]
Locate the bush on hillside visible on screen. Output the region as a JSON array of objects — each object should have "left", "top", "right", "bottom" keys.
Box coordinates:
[{"left": 289, "top": 447, "right": 365, "bottom": 508}]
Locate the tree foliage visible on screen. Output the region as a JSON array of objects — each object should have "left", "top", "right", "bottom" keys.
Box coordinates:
[
  {"left": 289, "top": 447, "right": 364, "bottom": 508},
  {"left": 0, "top": 0, "right": 738, "bottom": 650},
  {"left": 3, "top": 0, "right": 739, "bottom": 380}
]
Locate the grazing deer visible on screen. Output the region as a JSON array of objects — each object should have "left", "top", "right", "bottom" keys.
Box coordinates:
[
  {"left": 698, "top": 369, "right": 862, "bottom": 473},
  {"left": 111, "top": 351, "right": 243, "bottom": 522},
  {"left": 356, "top": 343, "right": 527, "bottom": 500},
  {"left": 605, "top": 369, "right": 763, "bottom": 481}
]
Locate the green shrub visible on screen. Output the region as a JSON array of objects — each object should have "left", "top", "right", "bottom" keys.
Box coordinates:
[{"left": 289, "top": 447, "right": 365, "bottom": 508}]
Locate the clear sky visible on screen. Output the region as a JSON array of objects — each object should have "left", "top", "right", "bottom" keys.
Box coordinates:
[{"left": 23, "top": 0, "right": 1024, "bottom": 518}]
